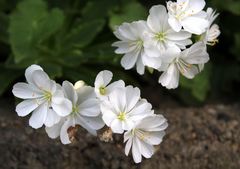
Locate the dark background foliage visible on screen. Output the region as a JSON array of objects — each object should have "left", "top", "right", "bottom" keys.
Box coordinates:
[{"left": 0, "top": 0, "right": 239, "bottom": 105}]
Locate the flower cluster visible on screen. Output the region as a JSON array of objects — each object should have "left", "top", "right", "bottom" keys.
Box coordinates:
[
  {"left": 12, "top": 65, "right": 168, "bottom": 163},
  {"left": 112, "top": 0, "right": 220, "bottom": 89}
]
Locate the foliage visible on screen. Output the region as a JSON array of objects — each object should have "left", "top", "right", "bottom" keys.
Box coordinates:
[{"left": 0, "top": 0, "right": 239, "bottom": 104}]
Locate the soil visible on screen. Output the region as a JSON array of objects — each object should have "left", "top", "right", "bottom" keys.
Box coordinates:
[{"left": 0, "top": 99, "right": 240, "bottom": 169}]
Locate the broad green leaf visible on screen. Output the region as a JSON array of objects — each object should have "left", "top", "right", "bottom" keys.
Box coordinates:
[
  {"left": 9, "top": 0, "right": 64, "bottom": 63},
  {"left": 109, "top": 1, "right": 147, "bottom": 30},
  {"left": 81, "top": 0, "right": 119, "bottom": 20},
  {"left": 41, "top": 62, "right": 62, "bottom": 79},
  {"left": 211, "top": 0, "right": 240, "bottom": 15},
  {"left": 0, "top": 13, "right": 9, "bottom": 44},
  {"left": 63, "top": 19, "right": 105, "bottom": 49}
]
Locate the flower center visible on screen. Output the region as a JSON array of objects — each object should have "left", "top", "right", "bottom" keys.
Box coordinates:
[
  {"left": 43, "top": 91, "right": 52, "bottom": 102},
  {"left": 99, "top": 86, "right": 106, "bottom": 95},
  {"left": 70, "top": 105, "right": 79, "bottom": 116},
  {"left": 155, "top": 32, "right": 166, "bottom": 42},
  {"left": 117, "top": 112, "right": 126, "bottom": 121}
]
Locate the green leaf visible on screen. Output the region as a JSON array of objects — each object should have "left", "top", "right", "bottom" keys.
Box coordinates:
[
  {"left": 9, "top": 0, "right": 64, "bottom": 63},
  {"left": 63, "top": 19, "right": 105, "bottom": 49},
  {"left": 41, "top": 62, "right": 62, "bottom": 79},
  {"left": 0, "top": 65, "right": 22, "bottom": 95},
  {"left": 109, "top": 1, "right": 147, "bottom": 30},
  {"left": 211, "top": 0, "right": 240, "bottom": 15},
  {"left": 0, "top": 13, "right": 9, "bottom": 44},
  {"left": 81, "top": 0, "right": 119, "bottom": 21}
]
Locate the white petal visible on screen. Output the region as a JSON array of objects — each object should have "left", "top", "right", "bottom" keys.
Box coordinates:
[
  {"left": 159, "top": 63, "right": 180, "bottom": 89},
  {"left": 79, "top": 98, "right": 100, "bottom": 117},
  {"left": 147, "top": 5, "right": 168, "bottom": 33},
  {"left": 118, "top": 23, "right": 137, "bottom": 41},
  {"left": 52, "top": 91, "right": 72, "bottom": 116},
  {"left": 180, "top": 65, "right": 199, "bottom": 79},
  {"left": 76, "top": 114, "right": 104, "bottom": 134},
  {"left": 137, "top": 114, "right": 167, "bottom": 130},
  {"left": 106, "top": 80, "right": 125, "bottom": 95},
  {"left": 77, "top": 86, "right": 95, "bottom": 104},
  {"left": 60, "top": 118, "right": 74, "bottom": 144},
  {"left": 124, "top": 130, "right": 132, "bottom": 142},
  {"left": 102, "top": 111, "right": 117, "bottom": 127},
  {"left": 142, "top": 54, "right": 162, "bottom": 69},
  {"left": 16, "top": 99, "right": 42, "bottom": 117},
  {"left": 186, "top": 0, "right": 206, "bottom": 14},
  {"left": 121, "top": 51, "right": 140, "bottom": 70},
  {"left": 45, "top": 119, "right": 65, "bottom": 139},
  {"left": 25, "top": 64, "right": 43, "bottom": 84},
  {"left": 143, "top": 131, "right": 166, "bottom": 145},
  {"left": 168, "top": 16, "right": 182, "bottom": 32},
  {"left": 12, "top": 83, "right": 42, "bottom": 99},
  {"left": 31, "top": 70, "right": 52, "bottom": 91},
  {"left": 62, "top": 81, "right": 78, "bottom": 104},
  {"left": 44, "top": 109, "right": 61, "bottom": 127},
  {"left": 144, "top": 43, "right": 162, "bottom": 58},
  {"left": 125, "top": 137, "right": 133, "bottom": 156},
  {"left": 166, "top": 30, "right": 191, "bottom": 41},
  {"left": 109, "top": 88, "right": 126, "bottom": 113},
  {"left": 132, "top": 138, "right": 142, "bottom": 163},
  {"left": 122, "top": 120, "right": 134, "bottom": 131},
  {"left": 182, "top": 17, "right": 209, "bottom": 35},
  {"left": 75, "top": 115, "right": 97, "bottom": 136},
  {"left": 110, "top": 119, "right": 124, "bottom": 134},
  {"left": 125, "top": 86, "right": 140, "bottom": 112},
  {"left": 128, "top": 99, "right": 153, "bottom": 121},
  {"left": 139, "top": 140, "right": 154, "bottom": 158},
  {"left": 94, "top": 70, "right": 113, "bottom": 88},
  {"left": 112, "top": 41, "right": 135, "bottom": 54},
  {"left": 136, "top": 56, "right": 145, "bottom": 75},
  {"left": 29, "top": 103, "right": 48, "bottom": 129}
]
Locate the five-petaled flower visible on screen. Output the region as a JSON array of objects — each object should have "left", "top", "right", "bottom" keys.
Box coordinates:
[{"left": 12, "top": 65, "right": 72, "bottom": 129}]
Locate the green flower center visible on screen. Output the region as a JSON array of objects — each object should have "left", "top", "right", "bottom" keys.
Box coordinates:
[
  {"left": 71, "top": 105, "right": 79, "bottom": 116},
  {"left": 155, "top": 32, "right": 166, "bottom": 41},
  {"left": 99, "top": 86, "right": 106, "bottom": 95},
  {"left": 43, "top": 91, "right": 52, "bottom": 102},
  {"left": 117, "top": 112, "right": 126, "bottom": 121}
]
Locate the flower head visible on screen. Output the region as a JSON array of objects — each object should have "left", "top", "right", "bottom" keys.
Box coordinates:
[
  {"left": 144, "top": 5, "right": 192, "bottom": 57},
  {"left": 46, "top": 81, "right": 105, "bottom": 144},
  {"left": 112, "top": 21, "right": 151, "bottom": 74},
  {"left": 124, "top": 114, "right": 168, "bottom": 163},
  {"left": 167, "top": 0, "right": 209, "bottom": 34},
  {"left": 101, "top": 86, "right": 153, "bottom": 134},
  {"left": 12, "top": 65, "right": 72, "bottom": 129},
  {"left": 159, "top": 42, "right": 209, "bottom": 89},
  {"left": 94, "top": 70, "right": 125, "bottom": 100},
  {"left": 201, "top": 8, "right": 220, "bottom": 46}
]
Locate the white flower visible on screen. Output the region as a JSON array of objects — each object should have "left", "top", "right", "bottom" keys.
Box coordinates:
[
  {"left": 143, "top": 5, "right": 192, "bottom": 66},
  {"left": 46, "top": 81, "right": 105, "bottom": 144},
  {"left": 167, "top": 0, "right": 209, "bottom": 35},
  {"left": 124, "top": 114, "right": 168, "bottom": 163},
  {"left": 202, "top": 8, "right": 220, "bottom": 46},
  {"left": 159, "top": 42, "right": 209, "bottom": 89},
  {"left": 112, "top": 21, "right": 152, "bottom": 75},
  {"left": 94, "top": 70, "right": 124, "bottom": 100},
  {"left": 12, "top": 65, "right": 72, "bottom": 129},
  {"left": 101, "top": 86, "right": 153, "bottom": 134}
]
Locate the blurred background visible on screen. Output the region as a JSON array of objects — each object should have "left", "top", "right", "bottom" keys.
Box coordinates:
[{"left": 0, "top": 0, "right": 240, "bottom": 106}]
